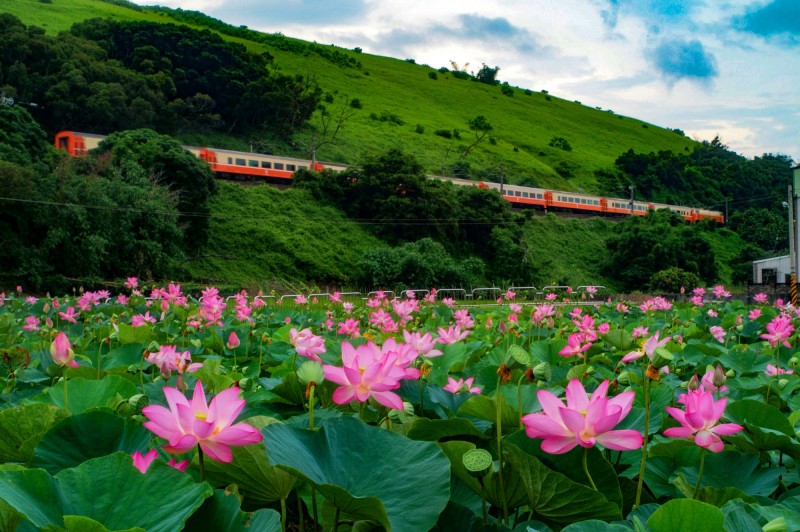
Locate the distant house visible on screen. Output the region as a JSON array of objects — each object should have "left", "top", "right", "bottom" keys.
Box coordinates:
[{"left": 753, "top": 255, "right": 791, "bottom": 284}]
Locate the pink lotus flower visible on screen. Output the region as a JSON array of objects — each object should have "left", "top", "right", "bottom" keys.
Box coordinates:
[
  {"left": 294, "top": 294, "right": 308, "bottom": 305},
  {"left": 753, "top": 293, "right": 768, "bottom": 304},
  {"left": 145, "top": 345, "right": 203, "bottom": 382},
  {"left": 116, "top": 294, "right": 129, "bottom": 306},
  {"left": 322, "top": 341, "right": 404, "bottom": 410},
  {"left": 712, "top": 285, "right": 731, "bottom": 299},
  {"left": 336, "top": 318, "right": 361, "bottom": 338},
  {"left": 558, "top": 333, "right": 592, "bottom": 358},
  {"left": 749, "top": 308, "right": 762, "bottom": 320},
  {"left": 131, "top": 311, "right": 157, "bottom": 327},
  {"left": 290, "top": 328, "right": 326, "bottom": 362},
  {"left": 330, "top": 291, "right": 343, "bottom": 303},
  {"left": 760, "top": 315, "right": 794, "bottom": 348},
  {"left": 436, "top": 325, "right": 469, "bottom": 344},
  {"left": 454, "top": 309, "right": 475, "bottom": 329},
  {"left": 710, "top": 326, "right": 726, "bottom": 344},
  {"left": 58, "top": 306, "right": 79, "bottom": 324},
  {"left": 142, "top": 383, "right": 262, "bottom": 462},
  {"left": 403, "top": 330, "right": 443, "bottom": 358},
  {"left": 22, "top": 316, "right": 40, "bottom": 332},
  {"left": 664, "top": 389, "right": 743, "bottom": 452},
  {"left": 131, "top": 449, "right": 188, "bottom": 474},
  {"left": 690, "top": 295, "right": 704, "bottom": 307},
  {"left": 441, "top": 297, "right": 455, "bottom": 308},
  {"left": 545, "top": 293, "right": 557, "bottom": 301},
  {"left": 765, "top": 364, "right": 793, "bottom": 376},
  {"left": 50, "top": 332, "right": 79, "bottom": 368},
  {"left": 444, "top": 377, "right": 481, "bottom": 394},
  {"left": 622, "top": 330, "right": 671, "bottom": 364},
  {"left": 521, "top": 379, "right": 643, "bottom": 454},
  {"left": 124, "top": 277, "right": 139, "bottom": 290}
]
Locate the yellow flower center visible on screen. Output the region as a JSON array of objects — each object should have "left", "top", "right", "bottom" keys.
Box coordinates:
[{"left": 195, "top": 412, "right": 207, "bottom": 421}]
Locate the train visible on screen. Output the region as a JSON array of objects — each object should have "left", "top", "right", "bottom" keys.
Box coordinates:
[{"left": 54, "top": 131, "right": 724, "bottom": 223}]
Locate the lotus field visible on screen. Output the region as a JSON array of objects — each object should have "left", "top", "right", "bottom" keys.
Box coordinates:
[{"left": 1, "top": 282, "right": 799, "bottom": 531}]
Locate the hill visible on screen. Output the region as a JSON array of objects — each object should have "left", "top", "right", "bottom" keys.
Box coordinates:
[{"left": 0, "top": 0, "right": 697, "bottom": 194}]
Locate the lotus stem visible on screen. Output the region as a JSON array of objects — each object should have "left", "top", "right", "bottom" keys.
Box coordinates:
[
  {"left": 496, "top": 375, "right": 508, "bottom": 525},
  {"left": 197, "top": 445, "right": 206, "bottom": 482},
  {"left": 692, "top": 448, "right": 706, "bottom": 499},
  {"left": 97, "top": 342, "right": 102, "bottom": 379},
  {"left": 419, "top": 377, "right": 424, "bottom": 415},
  {"left": 333, "top": 507, "right": 341, "bottom": 532},
  {"left": 312, "top": 487, "right": 319, "bottom": 528},
  {"left": 308, "top": 384, "right": 316, "bottom": 430},
  {"left": 634, "top": 366, "right": 651, "bottom": 507},
  {"left": 280, "top": 497, "right": 287, "bottom": 532},
  {"left": 517, "top": 373, "right": 526, "bottom": 430},
  {"left": 63, "top": 373, "right": 68, "bottom": 412},
  {"left": 479, "top": 479, "right": 488, "bottom": 525},
  {"left": 297, "top": 490, "right": 304, "bottom": 532},
  {"left": 582, "top": 447, "right": 597, "bottom": 491}
]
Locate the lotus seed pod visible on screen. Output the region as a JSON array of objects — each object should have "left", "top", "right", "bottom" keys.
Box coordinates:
[
  {"left": 128, "top": 393, "right": 149, "bottom": 414},
  {"left": 238, "top": 377, "right": 255, "bottom": 392},
  {"left": 726, "top": 369, "right": 735, "bottom": 377},
  {"left": 617, "top": 371, "right": 632, "bottom": 387},
  {"left": 296, "top": 360, "right": 325, "bottom": 386},
  {"left": 779, "top": 378, "right": 789, "bottom": 389},
  {"left": 650, "top": 347, "right": 674, "bottom": 368},
  {"left": 462, "top": 448, "right": 493, "bottom": 479},
  {"left": 790, "top": 357, "right": 799, "bottom": 368},
  {"left": 532, "top": 362, "right": 552, "bottom": 381},
  {"left": 505, "top": 344, "right": 531, "bottom": 370}
]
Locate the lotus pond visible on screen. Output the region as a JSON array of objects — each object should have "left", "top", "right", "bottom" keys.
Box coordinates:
[{"left": 0, "top": 284, "right": 798, "bottom": 531}]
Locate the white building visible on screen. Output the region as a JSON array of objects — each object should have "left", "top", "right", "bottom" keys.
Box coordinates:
[{"left": 752, "top": 255, "right": 791, "bottom": 284}]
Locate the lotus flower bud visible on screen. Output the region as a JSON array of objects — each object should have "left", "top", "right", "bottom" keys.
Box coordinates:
[
  {"left": 687, "top": 374, "right": 700, "bottom": 391},
  {"left": 762, "top": 517, "right": 786, "bottom": 532},
  {"left": 726, "top": 369, "right": 735, "bottom": 377},
  {"left": 297, "top": 360, "right": 324, "bottom": 387},
  {"left": 617, "top": 371, "right": 632, "bottom": 387},
  {"left": 712, "top": 364, "right": 726, "bottom": 387},
  {"left": 227, "top": 331, "right": 240, "bottom": 350},
  {"left": 50, "top": 332, "right": 78, "bottom": 368}
]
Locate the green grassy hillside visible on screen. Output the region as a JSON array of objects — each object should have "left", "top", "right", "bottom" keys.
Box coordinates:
[{"left": 1, "top": 0, "right": 696, "bottom": 193}]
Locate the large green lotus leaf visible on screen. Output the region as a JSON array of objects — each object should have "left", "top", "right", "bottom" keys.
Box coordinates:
[
  {"left": 262, "top": 416, "right": 450, "bottom": 532},
  {"left": 0, "top": 454, "right": 211, "bottom": 531},
  {"left": 604, "top": 329, "right": 635, "bottom": 352},
  {"left": 719, "top": 347, "right": 770, "bottom": 375},
  {"left": 503, "top": 442, "right": 621, "bottom": 523},
  {"left": 725, "top": 399, "right": 800, "bottom": 459},
  {"left": 99, "top": 343, "right": 145, "bottom": 371},
  {"left": 561, "top": 521, "right": 630, "bottom": 531},
  {"left": 45, "top": 376, "right": 139, "bottom": 413},
  {"left": 720, "top": 504, "right": 763, "bottom": 532},
  {"left": 507, "top": 431, "right": 623, "bottom": 512},
  {"left": 201, "top": 417, "right": 295, "bottom": 506},
  {"left": 458, "top": 395, "right": 521, "bottom": 434},
  {"left": 63, "top": 515, "right": 145, "bottom": 532},
  {"left": 183, "top": 489, "right": 281, "bottom": 532},
  {"left": 646, "top": 499, "right": 724, "bottom": 531},
  {"left": 117, "top": 323, "right": 153, "bottom": 345},
  {"left": 406, "top": 417, "right": 488, "bottom": 441},
  {"left": 30, "top": 410, "right": 152, "bottom": 475},
  {"left": 0, "top": 404, "right": 69, "bottom": 464},
  {"left": 429, "top": 342, "right": 470, "bottom": 385},
  {"left": 0, "top": 497, "right": 22, "bottom": 532}
]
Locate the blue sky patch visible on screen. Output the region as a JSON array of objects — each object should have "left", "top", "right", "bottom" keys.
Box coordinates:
[
  {"left": 736, "top": 0, "right": 800, "bottom": 43},
  {"left": 651, "top": 38, "right": 718, "bottom": 81}
]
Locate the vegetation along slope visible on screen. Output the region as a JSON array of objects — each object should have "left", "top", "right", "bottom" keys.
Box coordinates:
[{"left": 0, "top": 0, "right": 793, "bottom": 294}]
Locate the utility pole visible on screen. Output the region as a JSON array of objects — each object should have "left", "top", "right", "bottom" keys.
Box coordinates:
[
  {"left": 499, "top": 164, "right": 505, "bottom": 197},
  {"left": 794, "top": 166, "right": 800, "bottom": 305},
  {"left": 629, "top": 185, "right": 635, "bottom": 214}
]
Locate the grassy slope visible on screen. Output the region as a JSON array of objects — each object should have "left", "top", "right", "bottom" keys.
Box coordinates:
[
  {"left": 185, "top": 183, "right": 388, "bottom": 290},
  {"left": 2, "top": 0, "right": 696, "bottom": 193}
]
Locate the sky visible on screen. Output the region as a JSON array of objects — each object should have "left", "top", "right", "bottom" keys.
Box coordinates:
[{"left": 130, "top": 0, "right": 800, "bottom": 163}]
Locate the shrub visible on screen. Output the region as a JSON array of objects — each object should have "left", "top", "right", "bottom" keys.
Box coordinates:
[
  {"left": 524, "top": 89, "right": 532, "bottom": 96},
  {"left": 649, "top": 267, "right": 700, "bottom": 293},
  {"left": 415, "top": 124, "right": 425, "bottom": 134},
  {"left": 500, "top": 84, "right": 513, "bottom": 97},
  {"left": 438, "top": 67, "right": 449, "bottom": 74},
  {"left": 353, "top": 47, "right": 362, "bottom": 53},
  {"left": 434, "top": 129, "right": 452, "bottom": 139},
  {"left": 350, "top": 98, "right": 362, "bottom": 109},
  {"left": 555, "top": 162, "right": 574, "bottom": 178},
  {"left": 404, "top": 58, "right": 416, "bottom": 64},
  {"left": 428, "top": 71, "right": 438, "bottom": 80},
  {"left": 489, "top": 137, "right": 497, "bottom": 145},
  {"left": 548, "top": 136, "right": 572, "bottom": 151},
  {"left": 544, "top": 95, "right": 552, "bottom": 101}
]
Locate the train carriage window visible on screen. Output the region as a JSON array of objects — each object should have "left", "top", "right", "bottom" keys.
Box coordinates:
[
  {"left": 235, "top": 158, "right": 246, "bottom": 166},
  {"left": 522, "top": 192, "right": 528, "bottom": 198},
  {"left": 515, "top": 191, "right": 521, "bottom": 197},
  {"left": 537, "top": 193, "right": 543, "bottom": 199},
  {"left": 274, "top": 163, "right": 284, "bottom": 170},
  {"left": 261, "top": 161, "right": 271, "bottom": 168},
  {"left": 581, "top": 199, "right": 586, "bottom": 204},
  {"left": 287, "top": 164, "right": 296, "bottom": 171},
  {"left": 228, "top": 157, "right": 233, "bottom": 164},
  {"left": 248, "top": 160, "right": 259, "bottom": 167}
]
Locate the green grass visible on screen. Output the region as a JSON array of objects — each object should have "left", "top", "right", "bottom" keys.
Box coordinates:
[
  {"left": 183, "top": 182, "right": 388, "bottom": 291},
  {"left": 2, "top": 0, "right": 697, "bottom": 194}
]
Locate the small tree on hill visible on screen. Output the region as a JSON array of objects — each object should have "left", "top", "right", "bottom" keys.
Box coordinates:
[{"left": 461, "top": 115, "right": 493, "bottom": 158}]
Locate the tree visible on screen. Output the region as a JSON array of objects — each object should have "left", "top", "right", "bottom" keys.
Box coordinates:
[
  {"left": 475, "top": 64, "right": 500, "bottom": 85},
  {"left": 461, "top": 115, "right": 493, "bottom": 158},
  {"left": 94, "top": 129, "right": 217, "bottom": 248}
]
